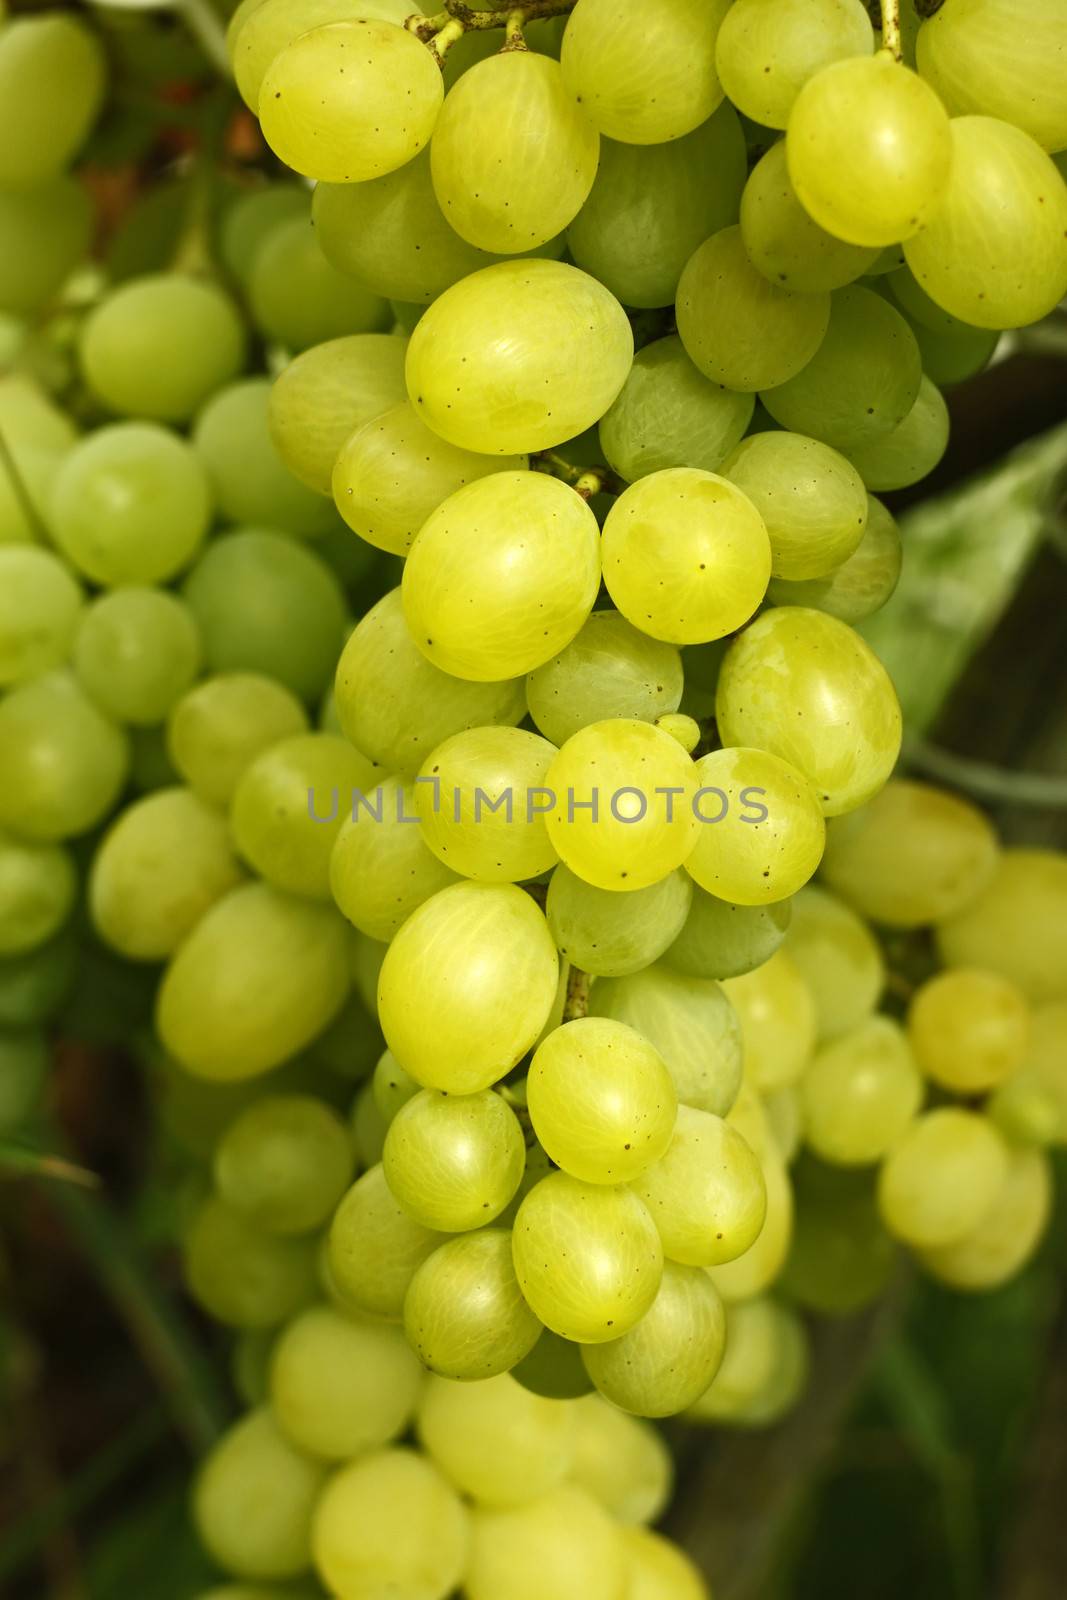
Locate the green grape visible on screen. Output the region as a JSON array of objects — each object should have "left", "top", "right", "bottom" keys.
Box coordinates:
[
  {"left": 526, "top": 611, "right": 684, "bottom": 747},
  {"left": 372, "top": 1050, "right": 420, "bottom": 1124},
  {"left": 916, "top": 0, "right": 1067, "bottom": 154},
  {"left": 664, "top": 888, "right": 792, "bottom": 980},
  {"left": 513, "top": 1171, "right": 663, "bottom": 1342},
  {"left": 185, "top": 1196, "right": 319, "bottom": 1328},
  {"left": 73, "top": 587, "right": 201, "bottom": 726},
  {"left": 328, "top": 1162, "right": 444, "bottom": 1318},
  {"left": 741, "top": 142, "right": 880, "bottom": 297},
  {"left": 0, "top": 177, "right": 92, "bottom": 315},
  {"left": 598, "top": 335, "right": 754, "bottom": 483},
  {"left": 716, "top": 606, "right": 902, "bottom": 815},
  {"left": 157, "top": 883, "right": 350, "bottom": 1080},
  {"left": 192, "top": 379, "right": 336, "bottom": 539},
  {"left": 404, "top": 1228, "right": 543, "bottom": 1379},
  {"left": 0, "top": 374, "right": 78, "bottom": 454},
  {"left": 685, "top": 746, "right": 825, "bottom": 906},
  {"left": 330, "top": 776, "right": 460, "bottom": 941},
  {"left": 582, "top": 1261, "right": 725, "bottom": 1418},
  {"left": 688, "top": 1293, "right": 799, "bottom": 1421},
  {"left": 723, "top": 946, "right": 816, "bottom": 1090},
  {"left": 785, "top": 883, "right": 884, "bottom": 1039},
  {"left": 885, "top": 263, "right": 970, "bottom": 335},
  {"left": 903, "top": 117, "right": 1067, "bottom": 329},
  {"left": 876, "top": 1107, "right": 1009, "bottom": 1248},
  {"left": 80, "top": 275, "right": 246, "bottom": 424},
  {"left": 632, "top": 1103, "right": 767, "bottom": 1266},
  {"left": 248, "top": 216, "right": 390, "bottom": 349},
  {"left": 215, "top": 1094, "right": 355, "bottom": 1234},
  {"left": 1022, "top": 1003, "right": 1067, "bottom": 1144},
  {"left": 0, "top": 1028, "right": 48, "bottom": 1133},
  {"left": 916, "top": 1147, "right": 1052, "bottom": 1291},
  {"left": 716, "top": 0, "right": 872, "bottom": 128},
  {"left": 412, "top": 725, "right": 557, "bottom": 881},
  {"left": 167, "top": 673, "right": 309, "bottom": 809},
  {"left": 194, "top": 1408, "right": 326, "bottom": 1581},
  {"left": 721, "top": 430, "right": 867, "bottom": 580},
  {"left": 567, "top": 104, "right": 746, "bottom": 309},
  {"left": 311, "top": 1448, "right": 468, "bottom": 1600},
  {"left": 50, "top": 423, "right": 212, "bottom": 586},
  {"left": 987, "top": 1069, "right": 1062, "bottom": 1149},
  {"left": 0, "top": 932, "right": 76, "bottom": 1030},
  {"left": 269, "top": 332, "right": 408, "bottom": 493},
  {"left": 182, "top": 531, "right": 348, "bottom": 702},
  {"left": 936, "top": 848, "right": 1067, "bottom": 1003},
  {"left": 910, "top": 321, "right": 999, "bottom": 388},
  {"left": 467, "top": 1484, "right": 624, "bottom": 1600},
  {"left": 760, "top": 286, "right": 921, "bottom": 450},
  {"left": 512, "top": 1328, "right": 594, "bottom": 1400},
  {"left": 404, "top": 260, "right": 633, "bottom": 454},
  {"left": 351, "top": 1082, "right": 388, "bottom": 1168},
  {"left": 231, "top": 0, "right": 413, "bottom": 110},
  {"left": 383, "top": 1088, "right": 526, "bottom": 1229},
  {"left": 568, "top": 1394, "right": 672, "bottom": 1524},
  {"left": 332, "top": 400, "right": 525, "bottom": 557},
  {"left": 270, "top": 1303, "right": 422, "bottom": 1460},
  {"left": 676, "top": 226, "right": 830, "bottom": 392},
  {"left": 561, "top": 0, "right": 729, "bottom": 145},
  {"left": 0, "top": 546, "right": 83, "bottom": 685},
  {"left": 767, "top": 491, "right": 902, "bottom": 622},
  {"left": 845, "top": 375, "right": 949, "bottom": 491},
  {"left": 707, "top": 1089, "right": 794, "bottom": 1299},
  {"left": 89, "top": 788, "right": 242, "bottom": 961},
  {"left": 622, "top": 1525, "right": 711, "bottom": 1600},
  {"left": 260, "top": 20, "right": 443, "bottom": 183},
  {"left": 0, "top": 672, "right": 129, "bottom": 843},
  {"left": 589, "top": 962, "right": 743, "bottom": 1116},
  {"left": 546, "top": 864, "right": 692, "bottom": 978},
  {"left": 801, "top": 1016, "right": 923, "bottom": 1165},
  {"left": 351, "top": 932, "right": 388, "bottom": 1013},
  {"left": 378, "top": 881, "right": 558, "bottom": 1092},
  {"left": 0, "top": 435, "right": 68, "bottom": 547},
  {"left": 403, "top": 471, "right": 600, "bottom": 681},
  {"left": 220, "top": 183, "right": 309, "bottom": 282},
  {"left": 0, "top": 15, "right": 105, "bottom": 187},
  {"left": 417, "top": 1372, "right": 574, "bottom": 1507},
  {"left": 0, "top": 831, "right": 75, "bottom": 957},
  {"left": 908, "top": 968, "right": 1029, "bottom": 1094}
]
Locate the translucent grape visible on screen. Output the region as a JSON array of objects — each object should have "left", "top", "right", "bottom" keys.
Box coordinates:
[
  {"left": 722, "top": 947, "right": 817, "bottom": 1090},
  {"left": 785, "top": 883, "right": 884, "bottom": 1039},
  {"left": 664, "top": 888, "right": 792, "bottom": 980},
  {"left": 0, "top": 546, "right": 83, "bottom": 686},
  {"left": 248, "top": 216, "right": 390, "bottom": 349},
  {"left": 0, "top": 177, "right": 93, "bottom": 316},
  {"left": 269, "top": 332, "right": 408, "bottom": 493},
  {"left": 328, "top": 1163, "right": 444, "bottom": 1318},
  {"left": 219, "top": 183, "right": 309, "bottom": 282},
  {"left": 688, "top": 1293, "right": 799, "bottom": 1421},
  {"left": 73, "top": 587, "right": 200, "bottom": 727},
  {"left": 632, "top": 1104, "right": 767, "bottom": 1267},
  {"left": 846, "top": 375, "right": 950, "bottom": 491},
  {"left": 231, "top": 0, "right": 414, "bottom": 111},
  {"left": 801, "top": 1016, "right": 923, "bottom": 1165},
  {"left": 192, "top": 379, "right": 335, "bottom": 538},
  {"left": 716, "top": 0, "right": 872, "bottom": 128},
  {"left": 582, "top": 1260, "right": 725, "bottom": 1418},
  {"left": 185, "top": 1196, "right": 319, "bottom": 1329},
  {"left": 568, "top": 1395, "right": 672, "bottom": 1524},
  {"left": 622, "top": 1525, "right": 711, "bottom": 1600},
  {"left": 917, "top": 1147, "right": 1052, "bottom": 1291},
  {"left": 598, "top": 335, "right": 754, "bottom": 483},
  {"left": 876, "top": 1108, "right": 1009, "bottom": 1248},
  {"left": 721, "top": 430, "right": 867, "bottom": 580},
  {"left": 589, "top": 962, "right": 743, "bottom": 1115},
  {"left": 909, "top": 321, "right": 1000, "bottom": 388},
  {"left": 0, "top": 831, "right": 76, "bottom": 958},
  {"left": 547, "top": 864, "right": 692, "bottom": 977},
  {"left": 767, "top": 491, "right": 901, "bottom": 622},
  {"left": 935, "top": 848, "right": 1067, "bottom": 1003},
  {"left": 741, "top": 140, "right": 880, "bottom": 293},
  {"left": 214, "top": 1094, "right": 355, "bottom": 1234},
  {"left": 908, "top": 968, "right": 1029, "bottom": 1094},
  {"left": 418, "top": 1372, "right": 574, "bottom": 1507},
  {"left": 526, "top": 611, "right": 684, "bottom": 747},
  {"left": 383, "top": 1088, "right": 526, "bottom": 1230},
  {"left": 916, "top": 0, "right": 1067, "bottom": 154},
  {"left": 685, "top": 746, "right": 825, "bottom": 905},
  {"left": 194, "top": 1409, "right": 326, "bottom": 1581},
  {"left": 0, "top": 15, "right": 105, "bottom": 188},
  {"left": 167, "top": 673, "right": 309, "bottom": 809},
  {"left": 0, "top": 672, "right": 129, "bottom": 843},
  {"left": 1021, "top": 1003, "right": 1067, "bottom": 1144},
  {"left": 414, "top": 725, "right": 559, "bottom": 882},
  {"left": 404, "top": 1228, "right": 542, "bottom": 1379},
  {"left": 708, "top": 1089, "right": 794, "bottom": 1299},
  {"left": 330, "top": 776, "right": 460, "bottom": 941}
]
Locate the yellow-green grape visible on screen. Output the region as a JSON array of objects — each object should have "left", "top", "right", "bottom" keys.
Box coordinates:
[
  {"left": 513, "top": 1327, "right": 594, "bottom": 1400},
  {"left": 916, "top": 1147, "right": 1053, "bottom": 1291},
  {"left": 910, "top": 320, "right": 1000, "bottom": 388},
  {"left": 877, "top": 1107, "right": 1009, "bottom": 1248},
  {"left": 417, "top": 1373, "right": 575, "bottom": 1507},
  {"left": 0, "top": 434, "right": 67, "bottom": 548},
  {"left": 185, "top": 1196, "right": 319, "bottom": 1329},
  {"left": 402, "top": 470, "right": 600, "bottom": 680},
  {"left": 214, "top": 1095, "right": 355, "bottom": 1235},
  {"left": 785, "top": 883, "right": 885, "bottom": 1039},
  {"left": 467, "top": 1484, "right": 624, "bottom": 1600},
  {"left": 330, "top": 776, "right": 460, "bottom": 941},
  {"left": 624, "top": 1532, "right": 711, "bottom": 1600},
  {"left": 383, "top": 1088, "right": 526, "bottom": 1230},
  {"left": 845, "top": 375, "right": 950, "bottom": 491},
  {"left": 908, "top": 968, "right": 1030, "bottom": 1094},
  {"left": 987, "top": 1068, "right": 1063, "bottom": 1149},
  {"left": 351, "top": 931, "right": 388, "bottom": 1014},
  {"left": 544, "top": 719, "right": 700, "bottom": 892},
  {"left": 916, "top": 0, "right": 1067, "bottom": 154},
  {"left": 0, "top": 672, "right": 129, "bottom": 843},
  {"left": 0, "top": 832, "right": 76, "bottom": 958},
  {"left": 311, "top": 1448, "right": 468, "bottom": 1600},
  {"left": 546, "top": 865, "right": 692, "bottom": 978},
  {"left": 0, "top": 15, "right": 105, "bottom": 188},
  {"left": 414, "top": 725, "right": 559, "bottom": 882},
  {"left": 664, "top": 889, "right": 792, "bottom": 982},
  {"left": 260, "top": 20, "right": 443, "bottom": 183},
  {"left": 767, "top": 491, "right": 901, "bottom": 623},
  {"left": 601, "top": 466, "right": 771, "bottom": 644},
  {"left": 676, "top": 227, "right": 830, "bottom": 392},
  {"left": 193, "top": 379, "right": 335, "bottom": 538},
  {"left": 431, "top": 52, "right": 597, "bottom": 251},
  {"left": 72, "top": 587, "right": 201, "bottom": 726},
  {"left": 332, "top": 401, "right": 524, "bottom": 557},
  {"left": 658, "top": 714, "right": 701, "bottom": 754},
  {"left": 762, "top": 1079, "right": 805, "bottom": 1162},
  {"left": 0, "top": 547, "right": 83, "bottom": 686},
  {"left": 404, "top": 260, "right": 633, "bottom": 454},
  {"left": 335, "top": 588, "right": 525, "bottom": 775},
  {"left": 801, "top": 1016, "right": 923, "bottom": 1165},
  {"left": 269, "top": 332, "right": 408, "bottom": 494},
  {"left": 167, "top": 674, "right": 309, "bottom": 811},
  {"left": 568, "top": 1394, "right": 672, "bottom": 1524},
  {"left": 248, "top": 217, "right": 390, "bottom": 349},
  {"left": 935, "top": 848, "right": 1067, "bottom": 1003},
  {"left": 230, "top": 0, "right": 413, "bottom": 109},
  {"left": 709, "top": 1097, "right": 794, "bottom": 1301},
  {"left": 716, "top": 606, "right": 902, "bottom": 816},
  {"left": 1022, "top": 1003, "right": 1067, "bottom": 1144},
  {"left": 599, "top": 336, "right": 754, "bottom": 484},
  {"left": 526, "top": 611, "right": 684, "bottom": 746},
  {"left": 701, "top": 1301, "right": 809, "bottom": 1424},
  {"left": 329, "top": 1163, "right": 444, "bottom": 1318},
  {"left": 632, "top": 1104, "right": 767, "bottom": 1267},
  {"left": 270, "top": 1304, "right": 422, "bottom": 1460},
  {"left": 689, "top": 1293, "right": 803, "bottom": 1423},
  {"left": 568, "top": 105, "right": 746, "bottom": 310},
  {"left": 404, "top": 1228, "right": 543, "bottom": 1379},
  {"left": 685, "top": 747, "right": 825, "bottom": 906},
  {"left": 589, "top": 962, "right": 744, "bottom": 1116},
  {"left": 561, "top": 0, "right": 729, "bottom": 144},
  {"left": 351, "top": 1082, "right": 388, "bottom": 1168},
  {"left": 194, "top": 1409, "right": 326, "bottom": 1582},
  {"left": 220, "top": 183, "right": 309, "bottom": 282},
  {"left": 715, "top": 0, "right": 873, "bottom": 128},
  {"left": 513, "top": 1172, "right": 663, "bottom": 1342},
  {"left": 372, "top": 1049, "right": 420, "bottom": 1125},
  {"left": 904, "top": 117, "right": 1067, "bottom": 328},
  {"left": 723, "top": 946, "right": 817, "bottom": 1090},
  {"left": 0, "top": 177, "right": 92, "bottom": 318},
  {"left": 740, "top": 139, "right": 880, "bottom": 294},
  {"left": 157, "top": 883, "right": 350, "bottom": 1081},
  {"left": 721, "top": 431, "right": 867, "bottom": 581},
  {"left": 379, "top": 882, "right": 557, "bottom": 1089},
  {"left": 582, "top": 1260, "right": 725, "bottom": 1418},
  {"left": 88, "top": 788, "right": 241, "bottom": 961}
]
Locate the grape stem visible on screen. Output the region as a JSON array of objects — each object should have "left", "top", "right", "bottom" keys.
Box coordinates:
[
  {"left": 407, "top": 0, "right": 577, "bottom": 47},
  {"left": 533, "top": 449, "right": 624, "bottom": 501},
  {"left": 904, "top": 737, "right": 1067, "bottom": 810},
  {"left": 880, "top": 0, "right": 903, "bottom": 61},
  {"left": 503, "top": 8, "right": 528, "bottom": 49},
  {"left": 562, "top": 964, "right": 591, "bottom": 1021}
]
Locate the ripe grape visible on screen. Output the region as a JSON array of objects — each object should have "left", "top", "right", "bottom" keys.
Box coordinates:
[
  {"left": 414, "top": 725, "right": 559, "bottom": 882},
  {"left": 767, "top": 493, "right": 902, "bottom": 623},
  {"left": 268, "top": 331, "right": 408, "bottom": 493},
  {"left": 0, "top": 672, "right": 129, "bottom": 843},
  {"left": 184, "top": 1196, "right": 319, "bottom": 1329},
  {"left": 599, "top": 335, "right": 754, "bottom": 483},
  {"left": 330, "top": 775, "right": 460, "bottom": 941},
  {"left": 0, "top": 546, "right": 83, "bottom": 686},
  {"left": 0, "top": 15, "right": 105, "bottom": 187},
  {"left": 73, "top": 587, "right": 201, "bottom": 727},
  {"left": 214, "top": 1093, "right": 355, "bottom": 1234},
  {"left": 685, "top": 746, "right": 825, "bottom": 905},
  {"left": 632, "top": 1104, "right": 767, "bottom": 1267},
  {"left": 916, "top": 0, "right": 1067, "bottom": 154},
  {"left": 845, "top": 375, "right": 950, "bottom": 491},
  {"left": 785, "top": 883, "right": 885, "bottom": 1039},
  {"left": 723, "top": 430, "right": 867, "bottom": 580},
  {"left": 741, "top": 140, "right": 880, "bottom": 294},
  {"left": 404, "top": 1228, "right": 543, "bottom": 1379},
  {"left": 231, "top": 0, "right": 414, "bottom": 111},
  {"left": 512, "top": 1328, "right": 594, "bottom": 1400},
  {"left": 167, "top": 673, "right": 309, "bottom": 809},
  {"left": 582, "top": 1261, "right": 726, "bottom": 1417},
  {"left": 192, "top": 379, "right": 336, "bottom": 538},
  {"left": 917, "top": 1147, "right": 1053, "bottom": 1290},
  {"left": 418, "top": 1374, "right": 575, "bottom": 1507},
  {"left": 194, "top": 1409, "right": 326, "bottom": 1581},
  {"left": 328, "top": 1163, "right": 444, "bottom": 1318},
  {"left": 568, "top": 1395, "right": 672, "bottom": 1524},
  {"left": 383, "top": 1088, "right": 526, "bottom": 1230},
  {"left": 908, "top": 967, "right": 1030, "bottom": 1093},
  {"left": 248, "top": 216, "right": 391, "bottom": 349},
  {"left": 715, "top": 0, "right": 873, "bottom": 129},
  {"left": 935, "top": 848, "right": 1067, "bottom": 1002},
  {"left": 664, "top": 888, "right": 792, "bottom": 981},
  {"left": 0, "top": 177, "right": 92, "bottom": 316},
  {"left": 546, "top": 864, "right": 693, "bottom": 977},
  {"left": 800, "top": 1016, "right": 923, "bottom": 1165},
  {"left": 877, "top": 1108, "right": 1009, "bottom": 1248},
  {"left": 722, "top": 947, "right": 816, "bottom": 1089},
  {"left": 0, "top": 832, "right": 76, "bottom": 958},
  {"left": 526, "top": 611, "right": 684, "bottom": 747},
  {"left": 622, "top": 1524, "right": 711, "bottom": 1600}
]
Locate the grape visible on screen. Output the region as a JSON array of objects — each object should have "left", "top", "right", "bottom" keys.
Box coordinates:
[
  {"left": 0, "top": 15, "right": 105, "bottom": 188},
  {"left": 760, "top": 286, "right": 921, "bottom": 451},
  {"left": 910, "top": 321, "right": 1000, "bottom": 388},
  {"left": 876, "top": 1108, "right": 1009, "bottom": 1248},
  {"left": 270, "top": 1304, "right": 422, "bottom": 1460},
  {"left": 248, "top": 217, "right": 390, "bottom": 350},
  {"left": 716, "top": 607, "right": 902, "bottom": 816},
  {"left": 0, "top": 1028, "right": 47, "bottom": 1134},
  {"left": 192, "top": 379, "right": 335, "bottom": 539},
  {"left": 582, "top": 1260, "right": 725, "bottom": 1417},
  {"left": 741, "top": 140, "right": 880, "bottom": 294},
  {"left": 598, "top": 335, "right": 754, "bottom": 483},
  {"left": 417, "top": 1372, "right": 574, "bottom": 1507},
  {"left": 372, "top": 1049, "right": 421, "bottom": 1126},
  {"left": 1020, "top": 1003, "right": 1067, "bottom": 1144},
  {"left": 0, "top": 546, "right": 83, "bottom": 686},
  {"left": 167, "top": 673, "right": 309, "bottom": 809},
  {"left": 404, "top": 1227, "right": 543, "bottom": 1379},
  {"left": 269, "top": 332, "right": 408, "bottom": 493},
  {"left": 547, "top": 864, "right": 692, "bottom": 978},
  {"left": 513, "top": 1172, "right": 663, "bottom": 1342},
  {"left": 467, "top": 1484, "right": 625, "bottom": 1600},
  {"left": 526, "top": 611, "right": 684, "bottom": 747},
  {"left": 182, "top": 531, "right": 348, "bottom": 703},
  {"left": 767, "top": 493, "right": 902, "bottom": 623},
  {"left": 560, "top": 0, "right": 730, "bottom": 145},
  {"left": 688, "top": 1293, "right": 799, "bottom": 1421},
  {"left": 0, "top": 672, "right": 129, "bottom": 843},
  {"left": 716, "top": 0, "right": 872, "bottom": 129},
  {"left": 414, "top": 725, "right": 559, "bottom": 883},
  {"left": 801, "top": 1016, "right": 923, "bottom": 1165},
  {"left": 664, "top": 888, "right": 792, "bottom": 980},
  {"left": 601, "top": 466, "right": 771, "bottom": 643},
  {"left": 908, "top": 968, "right": 1029, "bottom": 1094},
  {"left": 0, "top": 177, "right": 92, "bottom": 316},
  {"left": 330, "top": 776, "right": 460, "bottom": 941},
  {"left": 383, "top": 1088, "right": 526, "bottom": 1230},
  {"left": 73, "top": 587, "right": 201, "bottom": 727},
  {"left": 567, "top": 105, "right": 746, "bottom": 309},
  {"left": 568, "top": 1395, "right": 672, "bottom": 1524},
  {"left": 194, "top": 1409, "right": 326, "bottom": 1581},
  {"left": 632, "top": 1103, "right": 767, "bottom": 1267},
  {"left": 785, "top": 883, "right": 884, "bottom": 1039},
  {"left": 721, "top": 430, "right": 867, "bottom": 580},
  {"left": 157, "top": 883, "right": 350, "bottom": 1080},
  {"left": 709, "top": 1090, "right": 794, "bottom": 1299},
  {"left": 512, "top": 1328, "right": 593, "bottom": 1400},
  {"left": 916, "top": 0, "right": 1067, "bottom": 154},
  {"left": 328, "top": 1163, "right": 444, "bottom": 1318},
  {"left": 780, "top": 1159, "right": 896, "bottom": 1314},
  {"left": 404, "top": 260, "right": 633, "bottom": 454},
  {"left": 219, "top": 184, "right": 309, "bottom": 283},
  {"left": 846, "top": 375, "right": 950, "bottom": 491},
  {"left": 185, "top": 1197, "right": 320, "bottom": 1329},
  {"left": 685, "top": 746, "right": 825, "bottom": 905},
  {"left": 335, "top": 588, "right": 526, "bottom": 774},
  {"left": 722, "top": 947, "right": 816, "bottom": 1090},
  {"left": 311, "top": 1448, "right": 468, "bottom": 1600},
  {"left": 917, "top": 1147, "right": 1053, "bottom": 1291},
  {"left": 0, "top": 831, "right": 76, "bottom": 958},
  {"left": 903, "top": 117, "right": 1067, "bottom": 329},
  {"left": 214, "top": 1094, "right": 355, "bottom": 1234},
  {"left": 622, "top": 1525, "right": 711, "bottom": 1600},
  {"left": 50, "top": 423, "right": 212, "bottom": 587},
  {"left": 231, "top": 0, "right": 414, "bottom": 111},
  {"left": 402, "top": 471, "right": 600, "bottom": 680},
  {"left": 935, "top": 848, "right": 1067, "bottom": 1003},
  {"left": 351, "top": 1082, "right": 388, "bottom": 1168},
  {"left": 676, "top": 227, "right": 830, "bottom": 392}
]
